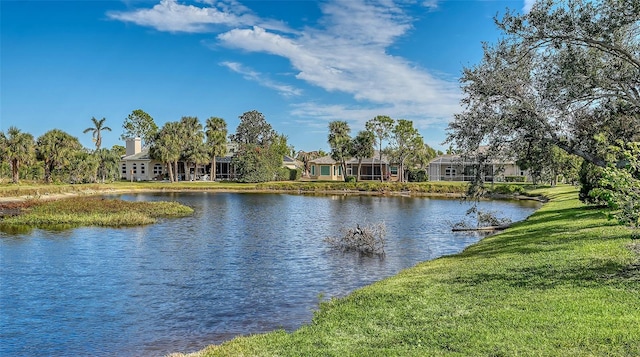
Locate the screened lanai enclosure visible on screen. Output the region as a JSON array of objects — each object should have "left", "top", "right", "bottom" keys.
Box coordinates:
[{"left": 428, "top": 155, "right": 529, "bottom": 182}]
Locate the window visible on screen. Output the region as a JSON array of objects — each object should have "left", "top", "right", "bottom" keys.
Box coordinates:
[
  {"left": 140, "top": 163, "right": 145, "bottom": 174},
  {"left": 122, "top": 164, "right": 127, "bottom": 174},
  {"left": 132, "top": 163, "right": 137, "bottom": 174},
  {"left": 311, "top": 165, "right": 315, "bottom": 176},
  {"left": 445, "top": 167, "right": 456, "bottom": 176},
  {"left": 346, "top": 167, "right": 352, "bottom": 176},
  {"left": 390, "top": 166, "right": 398, "bottom": 175},
  {"left": 320, "top": 165, "right": 330, "bottom": 176},
  {"left": 154, "top": 164, "right": 163, "bottom": 175}
]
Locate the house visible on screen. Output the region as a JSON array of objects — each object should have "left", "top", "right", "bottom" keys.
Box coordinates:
[
  {"left": 120, "top": 138, "right": 298, "bottom": 181},
  {"left": 120, "top": 138, "right": 160, "bottom": 181},
  {"left": 308, "top": 156, "right": 343, "bottom": 181},
  {"left": 283, "top": 155, "right": 303, "bottom": 171},
  {"left": 119, "top": 138, "right": 236, "bottom": 181},
  {"left": 307, "top": 152, "right": 400, "bottom": 181},
  {"left": 428, "top": 151, "right": 530, "bottom": 182}
]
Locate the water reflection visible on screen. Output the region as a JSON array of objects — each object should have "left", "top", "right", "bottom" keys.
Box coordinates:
[{"left": 0, "top": 193, "right": 539, "bottom": 356}]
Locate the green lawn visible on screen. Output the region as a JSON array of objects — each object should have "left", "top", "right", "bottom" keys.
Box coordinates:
[{"left": 180, "top": 185, "right": 640, "bottom": 356}]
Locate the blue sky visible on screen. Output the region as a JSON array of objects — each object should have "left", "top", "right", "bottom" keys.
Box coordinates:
[{"left": 1, "top": 0, "right": 534, "bottom": 152}]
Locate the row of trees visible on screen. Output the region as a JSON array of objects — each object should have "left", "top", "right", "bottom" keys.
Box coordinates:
[
  {"left": 326, "top": 116, "right": 439, "bottom": 182},
  {"left": 0, "top": 109, "right": 295, "bottom": 184},
  {"left": 147, "top": 110, "right": 291, "bottom": 183},
  {"left": 446, "top": 0, "right": 639, "bottom": 227},
  {"left": 0, "top": 125, "right": 123, "bottom": 184}
]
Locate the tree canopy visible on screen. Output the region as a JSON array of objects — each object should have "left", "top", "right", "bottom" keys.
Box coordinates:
[
  {"left": 230, "top": 110, "right": 275, "bottom": 146},
  {"left": 3, "top": 127, "right": 35, "bottom": 184},
  {"left": 121, "top": 109, "right": 158, "bottom": 147},
  {"left": 446, "top": 0, "right": 640, "bottom": 225},
  {"left": 83, "top": 117, "right": 111, "bottom": 151},
  {"left": 328, "top": 120, "right": 352, "bottom": 182},
  {"left": 231, "top": 111, "right": 289, "bottom": 182},
  {"left": 36, "top": 129, "right": 83, "bottom": 183},
  {"left": 446, "top": 0, "right": 639, "bottom": 167},
  {"left": 366, "top": 115, "right": 395, "bottom": 181},
  {"left": 205, "top": 117, "right": 228, "bottom": 181}
]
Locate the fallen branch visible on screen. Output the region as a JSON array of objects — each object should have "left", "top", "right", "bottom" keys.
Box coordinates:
[{"left": 452, "top": 224, "right": 512, "bottom": 232}]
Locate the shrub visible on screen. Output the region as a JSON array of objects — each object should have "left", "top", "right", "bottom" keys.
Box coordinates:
[
  {"left": 345, "top": 176, "right": 356, "bottom": 183},
  {"left": 407, "top": 169, "right": 428, "bottom": 182},
  {"left": 579, "top": 161, "right": 609, "bottom": 205},
  {"left": 491, "top": 184, "right": 525, "bottom": 195}
]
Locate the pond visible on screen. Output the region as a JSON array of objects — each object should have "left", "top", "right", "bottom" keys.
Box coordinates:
[{"left": 0, "top": 192, "right": 540, "bottom": 356}]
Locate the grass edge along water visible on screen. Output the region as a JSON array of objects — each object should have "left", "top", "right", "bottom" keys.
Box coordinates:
[{"left": 176, "top": 185, "right": 640, "bottom": 357}]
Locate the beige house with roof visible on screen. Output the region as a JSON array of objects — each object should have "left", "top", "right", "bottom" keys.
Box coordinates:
[
  {"left": 308, "top": 152, "right": 400, "bottom": 181},
  {"left": 120, "top": 138, "right": 299, "bottom": 181},
  {"left": 120, "top": 138, "right": 164, "bottom": 181}
]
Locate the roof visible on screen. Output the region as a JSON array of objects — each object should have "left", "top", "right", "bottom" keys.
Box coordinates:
[
  {"left": 428, "top": 153, "right": 517, "bottom": 165},
  {"left": 309, "top": 151, "right": 393, "bottom": 165},
  {"left": 121, "top": 148, "right": 152, "bottom": 161},
  {"left": 310, "top": 155, "right": 337, "bottom": 164}
]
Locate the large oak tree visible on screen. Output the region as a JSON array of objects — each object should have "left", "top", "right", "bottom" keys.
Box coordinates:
[
  {"left": 446, "top": 0, "right": 639, "bottom": 167},
  {"left": 446, "top": 0, "right": 640, "bottom": 225}
]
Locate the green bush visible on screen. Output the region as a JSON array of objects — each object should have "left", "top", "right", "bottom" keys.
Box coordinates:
[
  {"left": 345, "top": 176, "right": 356, "bottom": 183},
  {"left": 491, "top": 184, "right": 525, "bottom": 195},
  {"left": 289, "top": 168, "right": 302, "bottom": 181},
  {"left": 407, "top": 169, "right": 428, "bottom": 182},
  {"left": 578, "top": 161, "right": 608, "bottom": 205}
]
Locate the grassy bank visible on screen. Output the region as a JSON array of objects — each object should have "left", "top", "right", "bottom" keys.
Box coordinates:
[
  {"left": 0, "top": 196, "right": 193, "bottom": 231},
  {"left": 178, "top": 185, "right": 639, "bottom": 356},
  {"left": 0, "top": 180, "right": 529, "bottom": 198}
]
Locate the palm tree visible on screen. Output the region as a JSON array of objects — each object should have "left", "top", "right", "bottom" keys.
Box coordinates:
[
  {"left": 150, "top": 122, "right": 182, "bottom": 182},
  {"left": 83, "top": 117, "right": 112, "bottom": 151},
  {"left": 36, "top": 129, "right": 83, "bottom": 183},
  {"left": 351, "top": 131, "right": 375, "bottom": 181},
  {"left": 178, "top": 116, "right": 204, "bottom": 180},
  {"left": 205, "top": 117, "right": 227, "bottom": 180},
  {"left": 4, "top": 127, "right": 35, "bottom": 184},
  {"left": 328, "top": 121, "right": 352, "bottom": 182}
]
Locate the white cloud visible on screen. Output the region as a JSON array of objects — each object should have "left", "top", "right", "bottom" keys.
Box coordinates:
[
  {"left": 217, "top": 0, "right": 461, "bottom": 121},
  {"left": 220, "top": 61, "right": 302, "bottom": 97},
  {"left": 110, "top": 0, "right": 463, "bottom": 134},
  {"left": 422, "top": 0, "right": 439, "bottom": 10},
  {"left": 523, "top": 0, "right": 536, "bottom": 13},
  {"left": 107, "top": 0, "right": 289, "bottom": 33}
]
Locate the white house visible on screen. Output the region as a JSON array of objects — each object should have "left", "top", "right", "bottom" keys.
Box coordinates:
[{"left": 120, "top": 138, "right": 164, "bottom": 181}]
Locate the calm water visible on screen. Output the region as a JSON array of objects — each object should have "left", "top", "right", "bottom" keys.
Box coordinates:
[{"left": 0, "top": 192, "right": 539, "bottom": 356}]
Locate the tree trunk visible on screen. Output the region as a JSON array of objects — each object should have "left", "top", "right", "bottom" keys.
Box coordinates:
[
  {"left": 167, "top": 162, "right": 174, "bottom": 182},
  {"left": 44, "top": 161, "right": 52, "bottom": 184},
  {"left": 379, "top": 146, "right": 384, "bottom": 182},
  {"left": 211, "top": 156, "right": 217, "bottom": 181},
  {"left": 341, "top": 160, "right": 348, "bottom": 182},
  {"left": 357, "top": 159, "right": 362, "bottom": 181},
  {"left": 11, "top": 159, "right": 19, "bottom": 184},
  {"left": 174, "top": 161, "right": 179, "bottom": 181}
]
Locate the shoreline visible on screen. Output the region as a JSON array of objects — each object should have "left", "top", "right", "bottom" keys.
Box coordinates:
[
  {"left": 0, "top": 184, "right": 545, "bottom": 219},
  {"left": 168, "top": 186, "right": 640, "bottom": 356}
]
